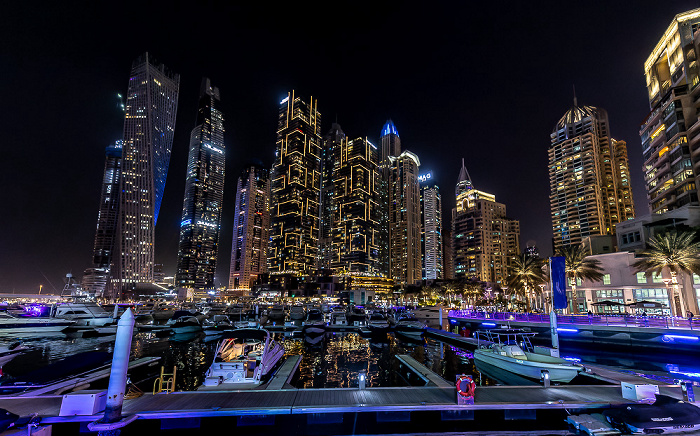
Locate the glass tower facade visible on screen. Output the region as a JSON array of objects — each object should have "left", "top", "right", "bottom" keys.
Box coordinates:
[
  {"left": 269, "top": 91, "right": 322, "bottom": 276},
  {"left": 318, "top": 123, "right": 345, "bottom": 272},
  {"left": 229, "top": 165, "right": 270, "bottom": 290},
  {"left": 176, "top": 78, "right": 225, "bottom": 290},
  {"left": 421, "top": 181, "right": 443, "bottom": 280},
  {"left": 114, "top": 53, "right": 179, "bottom": 297},
  {"left": 83, "top": 140, "right": 123, "bottom": 297}
]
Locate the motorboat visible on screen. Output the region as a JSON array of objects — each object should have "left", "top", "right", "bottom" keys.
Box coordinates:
[
  {"left": 0, "top": 342, "right": 26, "bottom": 370},
  {"left": 0, "top": 312, "right": 74, "bottom": 335},
  {"left": 473, "top": 329, "right": 582, "bottom": 383},
  {"left": 330, "top": 311, "right": 348, "bottom": 326},
  {"left": 200, "top": 328, "right": 284, "bottom": 389},
  {"left": 604, "top": 394, "right": 700, "bottom": 434},
  {"left": 303, "top": 309, "right": 326, "bottom": 336},
  {"left": 289, "top": 305, "right": 306, "bottom": 321},
  {"left": 167, "top": 311, "right": 202, "bottom": 334},
  {"left": 412, "top": 305, "right": 445, "bottom": 328},
  {"left": 202, "top": 315, "right": 233, "bottom": 335},
  {"left": 52, "top": 302, "right": 114, "bottom": 327},
  {"left": 267, "top": 305, "right": 286, "bottom": 324},
  {"left": 347, "top": 306, "right": 367, "bottom": 326},
  {"left": 367, "top": 312, "right": 391, "bottom": 334},
  {"left": 393, "top": 312, "right": 427, "bottom": 341}
]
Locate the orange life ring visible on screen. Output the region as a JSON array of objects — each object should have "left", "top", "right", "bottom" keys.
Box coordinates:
[{"left": 456, "top": 375, "right": 475, "bottom": 398}]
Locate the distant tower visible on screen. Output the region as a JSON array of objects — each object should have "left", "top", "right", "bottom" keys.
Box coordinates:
[
  {"left": 176, "top": 78, "right": 225, "bottom": 290},
  {"left": 113, "top": 53, "right": 179, "bottom": 298},
  {"left": 452, "top": 160, "right": 520, "bottom": 285},
  {"left": 269, "top": 91, "right": 322, "bottom": 276},
  {"left": 377, "top": 120, "right": 401, "bottom": 278},
  {"left": 331, "top": 137, "right": 380, "bottom": 274},
  {"left": 318, "top": 123, "right": 345, "bottom": 272},
  {"left": 83, "top": 140, "right": 123, "bottom": 297},
  {"left": 549, "top": 100, "right": 634, "bottom": 252},
  {"left": 420, "top": 175, "right": 443, "bottom": 280},
  {"left": 229, "top": 165, "right": 270, "bottom": 290},
  {"left": 388, "top": 150, "right": 422, "bottom": 285}
]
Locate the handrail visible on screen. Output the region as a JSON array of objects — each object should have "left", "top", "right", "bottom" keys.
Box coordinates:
[{"left": 153, "top": 366, "right": 177, "bottom": 394}]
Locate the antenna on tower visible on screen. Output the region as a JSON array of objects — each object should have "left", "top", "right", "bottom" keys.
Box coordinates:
[{"left": 573, "top": 85, "right": 578, "bottom": 107}]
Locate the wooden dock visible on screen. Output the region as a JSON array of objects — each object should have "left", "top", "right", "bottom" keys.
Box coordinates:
[
  {"left": 266, "top": 355, "right": 302, "bottom": 390},
  {"left": 395, "top": 354, "right": 452, "bottom": 388}
]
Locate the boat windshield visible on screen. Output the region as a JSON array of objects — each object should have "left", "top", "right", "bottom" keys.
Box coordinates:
[
  {"left": 475, "top": 329, "right": 536, "bottom": 352},
  {"left": 216, "top": 338, "right": 263, "bottom": 362}
]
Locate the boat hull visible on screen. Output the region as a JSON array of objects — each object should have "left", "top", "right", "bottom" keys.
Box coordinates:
[{"left": 473, "top": 349, "right": 580, "bottom": 383}]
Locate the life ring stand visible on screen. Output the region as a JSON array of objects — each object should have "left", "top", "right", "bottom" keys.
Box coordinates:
[{"left": 456, "top": 375, "right": 475, "bottom": 398}]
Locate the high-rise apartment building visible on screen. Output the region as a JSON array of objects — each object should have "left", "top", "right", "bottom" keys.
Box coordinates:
[
  {"left": 331, "top": 137, "right": 380, "bottom": 274},
  {"left": 549, "top": 102, "right": 634, "bottom": 252},
  {"left": 452, "top": 160, "right": 520, "bottom": 285},
  {"left": 229, "top": 165, "right": 270, "bottom": 290},
  {"left": 83, "top": 140, "right": 123, "bottom": 297},
  {"left": 113, "top": 53, "right": 179, "bottom": 297},
  {"left": 176, "top": 78, "right": 225, "bottom": 290},
  {"left": 318, "top": 123, "right": 345, "bottom": 272},
  {"left": 377, "top": 120, "right": 400, "bottom": 277},
  {"left": 388, "top": 150, "right": 422, "bottom": 285},
  {"left": 642, "top": 9, "right": 700, "bottom": 214},
  {"left": 269, "top": 91, "right": 322, "bottom": 276},
  {"left": 420, "top": 176, "right": 443, "bottom": 280}
]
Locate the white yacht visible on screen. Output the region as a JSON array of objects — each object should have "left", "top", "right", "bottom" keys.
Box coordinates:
[
  {"left": 330, "top": 311, "right": 348, "bottom": 326},
  {"left": 200, "top": 328, "right": 284, "bottom": 389},
  {"left": 393, "top": 312, "right": 427, "bottom": 341},
  {"left": 52, "top": 302, "right": 114, "bottom": 327},
  {"left": 473, "top": 329, "right": 582, "bottom": 383},
  {"left": 0, "top": 312, "right": 74, "bottom": 335},
  {"left": 412, "top": 305, "right": 445, "bottom": 327}
]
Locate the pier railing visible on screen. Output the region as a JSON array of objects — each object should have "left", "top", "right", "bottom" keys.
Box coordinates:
[{"left": 447, "top": 310, "right": 699, "bottom": 330}]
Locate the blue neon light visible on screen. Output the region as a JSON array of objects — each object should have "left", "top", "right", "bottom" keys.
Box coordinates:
[
  {"left": 482, "top": 322, "right": 497, "bottom": 327},
  {"left": 557, "top": 327, "right": 578, "bottom": 333},
  {"left": 180, "top": 219, "right": 191, "bottom": 227},
  {"left": 381, "top": 120, "right": 399, "bottom": 138},
  {"left": 662, "top": 334, "right": 699, "bottom": 342}
]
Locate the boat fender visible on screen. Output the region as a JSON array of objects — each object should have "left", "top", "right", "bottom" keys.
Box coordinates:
[{"left": 456, "top": 375, "right": 475, "bottom": 398}]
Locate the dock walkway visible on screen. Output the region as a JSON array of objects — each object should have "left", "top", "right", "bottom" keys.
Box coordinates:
[{"left": 395, "top": 355, "right": 452, "bottom": 388}]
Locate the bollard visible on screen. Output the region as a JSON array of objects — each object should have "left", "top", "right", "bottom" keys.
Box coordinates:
[
  {"left": 541, "top": 370, "right": 550, "bottom": 388},
  {"left": 358, "top": 370, "right": 366, "bottom": 390},
  {"left": 103, "top": 308, "right": 135, "bottom": 423}
]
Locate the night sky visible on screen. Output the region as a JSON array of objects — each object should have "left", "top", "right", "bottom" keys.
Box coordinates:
[{"left": 3, "top": 1, "right": 699, "bottom": 293}]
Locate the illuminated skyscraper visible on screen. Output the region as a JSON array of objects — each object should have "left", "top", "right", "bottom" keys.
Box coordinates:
[
  {"left": 113, "top": 53, "right": 179, "bottom": 297},
  {"left": 318, "top": 123, "right": 345, "bottom": 272},
  {"left": 549, "top": 101, "right": 634, "bottom": 252},
  {"left": 388, "top": 150, "right": 422, "bottom": 285},
  {"left": 331, "top": 137, "right": 380, "bottom": 273},
  {"left": 176, "top": 78, "right": 225, "bottom": 290},
  {"left": 83, "top": 140, "right": 123, "bottom": 297},
  {"left": 377, "top": 120, "right": 400, "bottom": 278},
  {"left": 229, "top": 165, "right": 270, "bottom": 290},
  {"left": 269, "top": 91, "right": 322, "bottom": 276},
  {"left": 420, "top": 176, "right": 443, "bottom": 280},
  {"left": 452, "top": 160, "right": 520, "bottom": 285},
  {"left": 642, "top": 9, "right": 700, "bottom": 214}
]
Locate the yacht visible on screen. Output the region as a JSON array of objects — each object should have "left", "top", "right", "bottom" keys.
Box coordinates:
[
  {"left": 289, "top": 305, "right": 306, "bottom": 321},
  {"left": 202, "top": 315, "right": 233, "bottom": 335},
  {"left": 167, "top": 311, "right": 202, "bottom": 334},
  {"left": 412, "top": 305, "right": 445, "bottom": 327},
  {"left": 367, "top": 311, "right": 391, "bottom": 334},
  {"left": 330, "top": 311, "right": 348, "bottom": 326},
  {"left": 267, "top": 305, "right": 286, "bottom": 324},
  {"left": 473, "top": 329, "right": 582, "bottom": 383},
  {"left": 52, "top": 302, "right": 114, "bottom": 327},
  {"left": 393, "top": 312, "right": 427, "bottom": 341},
  {"left": 347, "top": 306, "right": 367, "bottom": 326},
  {"left": 0, "top": 312, "right": 74, "bottom": 335},
  {"left": 200, "top": 328, "right": 284, "bottom": 389},
  {"left": 303, "top": 309, "right": 326, "bottom": 336}
]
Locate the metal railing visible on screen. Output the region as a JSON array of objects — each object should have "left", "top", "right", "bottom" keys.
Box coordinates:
[{"left": 447, "top": 310, "right": 698, "bottom": 330}]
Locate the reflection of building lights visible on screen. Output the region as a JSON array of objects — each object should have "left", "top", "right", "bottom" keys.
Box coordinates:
[
  {"left": 662, "top": 334, "right": 699, "bottom": 342},
  {"left": 557, "top": 328, "right": 578, "bottom": 333}
]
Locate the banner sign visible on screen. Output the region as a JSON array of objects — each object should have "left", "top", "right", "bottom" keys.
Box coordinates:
[{"left": 550, "top": 256, "right": 568, "bottom": 310}]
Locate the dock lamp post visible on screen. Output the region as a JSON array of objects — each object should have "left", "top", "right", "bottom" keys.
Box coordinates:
[
  {"left": 541, "top": 370, "right": 550, "bottom": 388},
  {"left": 359, "top": 370, "right": 366, "bottom": 390}
]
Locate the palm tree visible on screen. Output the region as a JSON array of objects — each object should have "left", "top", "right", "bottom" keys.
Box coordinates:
[
  {"left": 557, "top": 244, "right": 604, "bottom": 313},
  {"left": 506, "top": 254, "right": 547, "bottom": 311},
  {"left": 632, "top": 230, "right": 700, "bottom": 317}
]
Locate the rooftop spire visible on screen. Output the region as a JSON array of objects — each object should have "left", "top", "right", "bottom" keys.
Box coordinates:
[
  {"left": 573, "top": 84, "right": 577, "bottom": 107},
  {"left": 381, "top": 119, "right": 399, "bottom": 138},
  {"left": 457, "top": 158, "right": 471, "bottom": 184}
]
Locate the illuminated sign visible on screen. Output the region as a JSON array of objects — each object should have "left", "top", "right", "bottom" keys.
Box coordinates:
[
  {"left": 418, "top": 172, "right": 433, "bottom": 183},
  {"left": 180, "top": 219, "right": 191, "bottom": 227}
]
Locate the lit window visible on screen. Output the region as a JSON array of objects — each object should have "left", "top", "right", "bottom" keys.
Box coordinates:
[
  {"left": 636, "top": 272, "right": 647, "bottom": 284},
  {"left": 652, "top": 273, "right": 663, "bottom": 283},
  {"left": 603, "top": 274, "right": 611, "bottom": 285}
]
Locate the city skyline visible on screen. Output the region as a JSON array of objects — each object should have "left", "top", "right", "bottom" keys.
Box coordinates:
[{"left": 3, "top": 2, "right": 699, "bottom": 292}]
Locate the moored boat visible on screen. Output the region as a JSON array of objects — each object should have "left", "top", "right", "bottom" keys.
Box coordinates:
[
  {"left": 473, "top": 329, "right": 581, "bottom": 383},
  {"left": 0, "top": 312, "right": 74, "bottom": 335},
  {"left": 303, "top": 309, "right": 326, "bottom": 336},
  {"left": 167, "top": 311, "right": 202, "bottom": 334},
  {"left": 393, "top": 312, "right": 426, "bottom": 341},
  {"left": 200, "top": 328, "right": 284, "bottom": 389}
]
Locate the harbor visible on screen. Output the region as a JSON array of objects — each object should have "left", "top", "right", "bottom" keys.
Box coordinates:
[{"left": 0, "top": 301, "right": 696, "bottom": 435}]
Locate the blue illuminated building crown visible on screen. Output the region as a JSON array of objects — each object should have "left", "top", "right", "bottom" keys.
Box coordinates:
[{"left": 381, "top": 119, "right": 399, "bottom": 138}]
